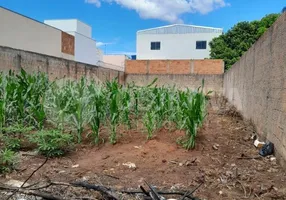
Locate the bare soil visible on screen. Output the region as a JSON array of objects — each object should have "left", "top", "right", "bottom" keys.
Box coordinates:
[{"left": 1, "top": 98, "right": 286, "bottom": 200}]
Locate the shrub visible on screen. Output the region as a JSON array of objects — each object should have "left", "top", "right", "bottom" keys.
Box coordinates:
[
  {"left": 1, "top": 135, "right": 21, "bottom": 151},
  {"left": 0, "top": 124, "right": 34, "bottom": 151},
  {"left": 0, "top": 148, "right": 17, "bottom": 174},
  {"left": 28, "top": 130, "right": 73, "bottom": 157}
]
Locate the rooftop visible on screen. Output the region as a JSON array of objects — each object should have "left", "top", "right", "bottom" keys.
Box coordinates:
[{"left": 137, "top": 24, "right": 223, "bottom": 35}]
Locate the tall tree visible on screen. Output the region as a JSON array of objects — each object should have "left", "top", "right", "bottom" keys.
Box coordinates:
[{"left": 210, "top": 14, "right": 280, "bottom": 70}]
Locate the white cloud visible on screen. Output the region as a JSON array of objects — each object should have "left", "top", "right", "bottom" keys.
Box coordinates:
[
  {"left": 85, "top": 0, "right": 101, "bottom": 7},
  {"left": 85, "top": 0, "right": 229, "bottom": 23},
  {"left": 96, "top": 41, "right": 114, "bottom": 47}
]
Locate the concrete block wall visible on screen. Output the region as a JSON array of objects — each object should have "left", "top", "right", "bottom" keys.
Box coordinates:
[
  {"left": 125, "top": 59, "right": 224, "bottom": 75},
  {"left": 126, "top": 74, "right": 223, "bottom": 94},
  {"left": 0, "top": 46, "right": 124, "bottom": 84},
  {"left": 223, "top": 13, "right": 286, "bottom": 166}
]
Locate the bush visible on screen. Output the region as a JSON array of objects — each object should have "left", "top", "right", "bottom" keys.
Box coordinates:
[
  {"left": 0, "top": 124, "right": 34, "bottom": 151},
  {"left": 1, "top": 135, "right": 21, "bottom": 151},
  {"left": 28, "top": 130, "right": 73, "bottom": 157},
  {"left": 0, "top": 148, "right": 17, "bottom": 174}
]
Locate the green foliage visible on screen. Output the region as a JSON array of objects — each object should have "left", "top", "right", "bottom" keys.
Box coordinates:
[
  {"left": 0, "top": 149, "right": 17, "bottom": 173},
  {"left": 0, "top": 124, "right": 34, "bottom": 151},
  {"left": 1, "top": 135, "right": 21, "bottom": 151},
  {"left": 28, "top": 130, "right": 74, "bottom": 157},
  {"left": 210, "top": 13, "right": 280, "bottom": 70},
  {"left": 143, "top": 110, "right": 157, "bottom": 140},
  {"left": 1, "top": 69, "right": 209, "bottom": 150}
]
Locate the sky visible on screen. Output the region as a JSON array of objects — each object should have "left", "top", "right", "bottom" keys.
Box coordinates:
[{"left": 1, "top": 0, "right": 285, "bottom": 55}]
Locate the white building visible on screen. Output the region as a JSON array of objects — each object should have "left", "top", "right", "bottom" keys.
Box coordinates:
[
  {"left": 44, "top": 19, "right": 103, "bottom": 65},
  {"left": 136, "top": 24, "right": 223, "bottom": 60},
  {"left": 0, "top": 6, "right": 74, "bottom": 60}
]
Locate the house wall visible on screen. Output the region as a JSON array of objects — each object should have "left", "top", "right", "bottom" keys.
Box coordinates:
[
  {"left": 44, "top": 19, "right": 92, "bottom": 38},
  {"left": 0, "top": 7, "right": 74, "bottom": 60},
  {"left": 72, "top": 32, "right": 102, "bottom": 65},
  {"left": 223, "top": 13, "right": 286, "bottom": 166},
  {"left": 45, "top": 19, "right": 102, "bottom": 65},
  {"left": 136, "top": 32, "right": 221, "bottom": 60},
  {"left": 103, "top": 55, "right": 128, "bottom": 69}
]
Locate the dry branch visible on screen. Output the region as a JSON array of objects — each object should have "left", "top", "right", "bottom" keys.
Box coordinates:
[{"left": 0, "top": 184, "right": 63, "bottom": 200}]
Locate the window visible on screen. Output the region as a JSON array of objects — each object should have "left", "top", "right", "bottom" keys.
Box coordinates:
[
  {"left": 196, "top": 41, "right": 207, "bottom": 49},
  {"left": 151, "top": 42, "right": 161, "bottom": 50}
]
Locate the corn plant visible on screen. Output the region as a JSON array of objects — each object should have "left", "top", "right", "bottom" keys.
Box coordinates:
[
  {"left": 69, "top": 78, "right": 90, "bottom": 143},
  {"left": 143, "top": 110, "right": 157, "bottom": 140},
  {"left": 88, "top": 83, "right": 106, "bottom": 144},
  {"left": 105, "top": 79, "right": 121, "bottom": 144},
  {"left": 121, "top": 87, "right": 132, "bottom": 129}
]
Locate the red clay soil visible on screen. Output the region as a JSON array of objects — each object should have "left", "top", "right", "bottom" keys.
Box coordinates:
[{"left": 1, "top": 98, "right": 286, "bottom": 199}]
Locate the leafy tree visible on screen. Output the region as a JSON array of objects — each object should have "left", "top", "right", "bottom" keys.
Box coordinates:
[
  {"left": 282, "top": 7, "right": 286, "bottom": 13},
  {"left": 210, "top": 14, "right": 280, "bottom": 70}
]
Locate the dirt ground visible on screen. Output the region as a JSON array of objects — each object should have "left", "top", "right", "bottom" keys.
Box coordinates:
[{"left": 1, "top": 97, "right": 286, "bottom": 200}]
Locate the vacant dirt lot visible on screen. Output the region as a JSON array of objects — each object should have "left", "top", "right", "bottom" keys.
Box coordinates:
[{"left": 1, "top": 98, "right": 285, "bottom": 200}]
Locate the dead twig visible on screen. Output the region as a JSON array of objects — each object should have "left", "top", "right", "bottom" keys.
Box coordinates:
[
  {"left": 144, "top": 181, "right": 161, "bottom": 200},
  {"left": 72, "top": 181, "right": 119, "bottom": 200},
  {"left": 6, "top": 157, "right": 49, "bottom": 200},
  {"left": 237, "top": 156, "right": 262, "bottom": 160},
  {"left": 103, "top": 173, "right": 120, "bottom": 180},
  {"left": 0, "top": 184, "right": 63, "bottom": 200},
  {"left": 237, "top": 180, "right": 247, "bottom": 198},
  {"left": 180, "top": 182, "right": 203, "bottom": 200}
]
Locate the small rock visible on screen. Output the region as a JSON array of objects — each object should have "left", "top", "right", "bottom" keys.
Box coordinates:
[
  {"left": 102, "top": 155, "right": 110, "bottom": 160},
  {"left": 162, "top": 159, "right": 167, "bottom": 163},
  {"left": 226, "top": 171, "right": 233, "bottom": 178},
  {"left": 81, "top": 176, "right": 89, "bottom": 181},
  {"left": 213, "top": 144, "right": 219, "bottom": 150},
  {"left": 179, "top": 163, "right": 183, "bottom": 167},
  {"left": 267, "top": 168, "right": 279, "bottom": 173},
  {"left": 219, "top": 191, "right": 223, "bottom": 195},
  {"left": 122, "top": 162, "right": 136, "bottom": 169},
  {"left": 231, "top": 163, "right": 236, "bottom": 167},
  {"left": 5, "top": 180, "right": 29, "bottom": 188},
  {"left": 59, "top": 170, "right": 66, "bottom": 174},
  {"left": 243, "top": 136, "right": 250, "bottom": 141},
  {"left": 72, "top": 164, "right": 79, "bottom": 168},
  {"left": 134, "top": 146, "right": 142, "bottom": 149},
  {"left": 270, "top": 157, "right": 277, "bottom": 162}
]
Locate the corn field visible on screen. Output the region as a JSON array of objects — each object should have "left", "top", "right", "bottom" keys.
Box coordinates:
[{"left": 0, "top": 69, "right": 209, "bottom": 151}]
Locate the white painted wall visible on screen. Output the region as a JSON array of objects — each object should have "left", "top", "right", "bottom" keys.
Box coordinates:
[
  {"left": 44, "top": 19, "right": 92, "bottom": 38},
  {"left": 136, "top": 32, "right": 222, "bottom": 60},
  {"left": 72, "top": 32, "right": 102, "bottom": 65},
  {"left": 0, "top": 7, "right": 73, "bottom": 60},
  {"left": 45, "top": 19, "right": 102, "bottom": 65}
]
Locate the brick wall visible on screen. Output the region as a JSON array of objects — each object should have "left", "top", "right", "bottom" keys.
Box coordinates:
[
  {"left": 125, "top": 74, "right": 223, "bottom": 95},
  {"left": 223, "top": 13, "right": 286, "bottom": 166},
  {"left": 61, "top": 31, "right": 75, "bottom": 56},
  {"left": 0, "top": 46, "right": 124, "bottom": 83},
  {"left": 125, "top": 59, "right": 224, "bottom": 75}
]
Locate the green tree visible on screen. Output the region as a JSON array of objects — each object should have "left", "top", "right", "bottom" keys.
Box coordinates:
[{"left": 210, "top": 14, "right": 280, "bottom": 70}]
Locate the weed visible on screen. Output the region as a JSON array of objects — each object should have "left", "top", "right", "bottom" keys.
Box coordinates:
[
  {"left": 28, "top": 130, "right": 74, "bottom": 157},
  {"left": 0, "top": 148, "right": 17, "bottom": 173}
]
